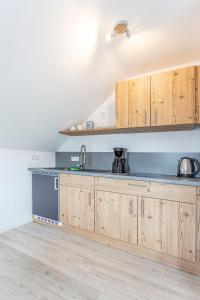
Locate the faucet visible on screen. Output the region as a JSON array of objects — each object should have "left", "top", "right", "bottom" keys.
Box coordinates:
[{"left": 79, "top": 145, "right": 87, "bottom": 171}]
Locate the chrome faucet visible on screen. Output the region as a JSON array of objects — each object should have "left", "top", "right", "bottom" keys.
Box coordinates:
[{"left": 79, "top": 145, "right": 87, "bottom": 171}]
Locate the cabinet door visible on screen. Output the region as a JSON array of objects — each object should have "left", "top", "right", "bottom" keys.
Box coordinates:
[
  {"left": 151, "top": 67, "right": 196, "bottom": 126},
  {"left": 178, "top": 202, "right": 196, "bottom": 261},
  {"left": 129, "top": 77, "right": 151, "bottom": 127},
  {"left": 60, "top": 185, "right": 94, "bottom": 232},
  {"left": 196, "top": 66, "right": 200, "bottom": 124},
  {"left": 138, "top": 197, "right": 162, "bottom": 252},
  {"left": 172, "top": 67, "right": 196, "bottom": 124},
  {"left": 138, "top": 197, "right": 196, "bottom": 261},
  {"left": 151, "top": 71, "right": 173, "bottom": 126},
  {"left": 95, "top": 190, "right": 138, "bottom": 244},
  {"left": 115, "top": 81, "right": 129, "bottom": 128}
]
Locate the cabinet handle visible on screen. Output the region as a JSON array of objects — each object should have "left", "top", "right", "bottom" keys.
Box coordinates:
[
  {"left": 128, "top": 183, "right": 147, "bottom": 188},
  {"left": 54, "top": 177, "right": 58, "bottom": 191},
  {"left": 141, "top": 199, "right": 144, "bottom": 218},
  {"left": 144, "top": 110, "right": 147, "bottom": 126},
  {"left": 88, "top": 193, "right": 92, "bottom": 206},
  {"left": 129, "top": 200, "right": 133, "bottom": 215},
  {"left": 154, "top": 110, "right": 158, "bottom": 125}
]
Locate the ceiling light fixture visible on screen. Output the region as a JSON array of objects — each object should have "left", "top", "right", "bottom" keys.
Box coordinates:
[{"left": 105, "top": 20, "right": 132, "bottom": 42}]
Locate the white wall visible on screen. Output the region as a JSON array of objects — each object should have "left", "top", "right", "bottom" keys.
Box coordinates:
[{"left": 0, "top": 149, "right": 55, "bottom": 233}]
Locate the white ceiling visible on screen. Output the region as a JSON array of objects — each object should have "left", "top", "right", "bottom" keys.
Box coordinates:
[{"left": 0, "top": 0, "right": 200, "bottom": 151}]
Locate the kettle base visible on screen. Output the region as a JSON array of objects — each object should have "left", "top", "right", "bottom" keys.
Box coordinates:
[{"left": 177, "top": 173, "right": 195, "bottom": 178}]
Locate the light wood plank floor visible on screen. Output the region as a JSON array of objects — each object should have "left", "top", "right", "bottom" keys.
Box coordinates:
[{"left": 0, "top": 223, "right": 199, "bottom": 300}]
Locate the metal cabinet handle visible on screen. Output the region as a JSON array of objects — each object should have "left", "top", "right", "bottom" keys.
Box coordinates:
[
  {"left": 88, "top": 193, "right": 92, "bottom": 206},
  {"left": 54, "top": 177, "right": 58, "bottom": 191},
  {"left": 128, "top": 183, "right": 147, "bottom": 188},
  {"left": 141, "top": 199, "right": 144, "bottom": 218},
  {"left": 129, "top": 200, "right": 133, "bottom": 215},
  {"left": 144, "top": 110, "right": 147, "bottom": 126}
]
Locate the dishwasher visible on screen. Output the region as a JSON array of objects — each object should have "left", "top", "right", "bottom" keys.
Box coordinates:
[{"left": 32, "top": 170, "right": 62, "bottom": 226}]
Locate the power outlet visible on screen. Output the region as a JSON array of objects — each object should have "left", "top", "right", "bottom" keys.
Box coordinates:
[
  {"left": 71, "top": 156, "right": 79, "bottom": 162},
  {"left": 31, "top": 153, "right": 40, "bottom": 160}
]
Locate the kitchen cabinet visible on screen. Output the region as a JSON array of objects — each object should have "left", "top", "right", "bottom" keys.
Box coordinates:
[
  {"left": 197, "top": 66, "right": 200, "bottom": 124},
  {"left": 56, "top": 174, "right": 200, "bottom": 274},
  {"left": 151, "top": 66, "right": 196, "bottom": 126},
  {"left": 95, "top": 176, "right": 196, "bottom": 204},
  {"left": 115, "top": 77, "right": 151, "bottom": 128},
  {"left": 116, "top": 66, "right": 196, "bottom": 129},
  {"left": 60, "top": 185, "right": 95, "bottom": 232},
  {"left": 129, "top": 77, "right": 151, "bottom": 127},
  {"left": 197, "top": 188, "right": 200, "bottom": 261},
  {"left": 138, "top": 197, "right": 196, "bottom": 261},
  {"left": 115, "top": 81, "right": 129, "bottom": 128},
  {"left": 95, "top": 190, "right": 138, "bottom": 244}
]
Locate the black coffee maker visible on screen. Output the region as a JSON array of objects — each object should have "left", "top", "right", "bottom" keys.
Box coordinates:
[{"left": 112, "top": 148, "right": 130, "bottom": 174}]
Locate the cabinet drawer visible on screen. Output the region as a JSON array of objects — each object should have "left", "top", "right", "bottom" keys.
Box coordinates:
[
  {"left": 59, "top": 174, "right": 94, "bottom": 189},
  {"left": 95, "top": 177, "right": 149, "bottom": 195},
  {"left": 95, "top": 177, "right": 196, "bottom": 204}
]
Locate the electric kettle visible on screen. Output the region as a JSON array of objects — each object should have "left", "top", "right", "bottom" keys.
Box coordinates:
[{"left": 177, "top": 157, "right": 200, "bottom": 178}]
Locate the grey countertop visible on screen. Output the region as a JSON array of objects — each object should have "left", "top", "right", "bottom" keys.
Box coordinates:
[{"left": 29, "top": 168, "right": 200, "bottom": 187}]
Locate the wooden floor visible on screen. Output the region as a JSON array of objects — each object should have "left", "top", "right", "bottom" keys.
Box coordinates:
[{"left": 0, "top": 223, "right": 200, "bottom": 300}]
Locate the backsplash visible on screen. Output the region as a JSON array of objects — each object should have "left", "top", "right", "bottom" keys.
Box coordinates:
[{"left": 56, "top": 152, "right": 200, "bottom": 176}]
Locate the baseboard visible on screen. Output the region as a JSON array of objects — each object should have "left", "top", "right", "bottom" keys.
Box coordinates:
[{"left": 0, "top": 218, "right": 33, "bottom": 234}]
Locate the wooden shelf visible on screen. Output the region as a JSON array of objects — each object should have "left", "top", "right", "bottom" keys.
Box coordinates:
[{"left": 59, "top": 124, "right": 198, "bottom": 136}]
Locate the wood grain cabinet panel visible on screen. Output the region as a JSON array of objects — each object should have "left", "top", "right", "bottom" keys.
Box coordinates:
[
  {"left": 138, "top": 197, "right": 162, "bottom": 252},
  {"left": 59, "top": 174, "right": 94, "bottom": 189},
  {"left": 95, "top": 190, "right": 138, "bottom": 244},
  {"left": 196, "top": 66, "right": 200, "bottom": 124},
  {"left": 95, "top": 177, "right": 196, "bottom": 204},
  {"left": 60, "top": 185, "right": 94, "bottom": 232},
  {"left": 196, "top": 187, "right": 200, "bottom": 261},
  {"left": 151, "top": 71, "right": 174, "bottom": 126},
  {"left": 172, "top": 67, "right": 196, "bottom": 124},
  {"left": 138, "top": 197, "right": 196, "bottom": 261},
  {"left": 128, "top": 77, "right": 151, "bottom": 127},
  {"left": 151, "top": 67, "right": 196, "bottom": 126},
  {"left": 115, "top": 81, "right": 129, "bottom": 128}
]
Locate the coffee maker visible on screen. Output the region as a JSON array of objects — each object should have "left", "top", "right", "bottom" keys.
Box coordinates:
[{"left": 112, "top": 148, "right": 130, "bottom": 174}]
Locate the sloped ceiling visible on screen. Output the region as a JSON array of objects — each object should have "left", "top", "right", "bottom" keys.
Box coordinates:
[{"left": 0, "top": 0, "right": 200, "bottom": 151}]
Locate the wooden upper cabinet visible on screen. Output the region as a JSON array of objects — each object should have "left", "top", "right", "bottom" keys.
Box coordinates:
[
  {"left": 129, "top": 77, "right": 151, "bottom": 127},
  {"left": 151, "top": 71, "right": 173, "bottom": 126},
  {"left": 116, "top": 66, "right": 196, "bottom": 128},
  {"left": 116, "top": 77, "right": 151, "bottom": 128},
  {"left": 115, "top": 81, "right": 129, "bottom": 128},
  {"left": 151, "top": 66, "right": 196, "bottom": 126},
  {"left": 172, "top": 67, "right": 196, "bottom": 124}
]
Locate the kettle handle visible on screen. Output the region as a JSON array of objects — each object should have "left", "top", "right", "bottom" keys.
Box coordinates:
[
  {"left": 177, "top": 159, "right": 182, "bottom": 176},
  {"left": 192, "top": 159, "right": 200, "bottom": 176}
]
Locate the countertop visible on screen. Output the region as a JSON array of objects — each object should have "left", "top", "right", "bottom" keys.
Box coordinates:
[{"left": 29, "top": 168, "right": 200, "bottom": 187}]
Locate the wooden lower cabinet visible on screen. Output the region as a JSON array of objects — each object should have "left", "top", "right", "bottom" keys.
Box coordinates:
[
  {"left": 138, "top": 197, "right": 196, "bottom": 262},
  {"left": 60, "top": 185, "right": 95, "bottom": 232},
  {"left": 95, "top": 190, "right": 138, "bottom": 244},
  {"left": 58, "top": 174, "right": 199, "bottom": 273},
  {"left": 197, "top": 188, "right": 200, "bottom": 261}
]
